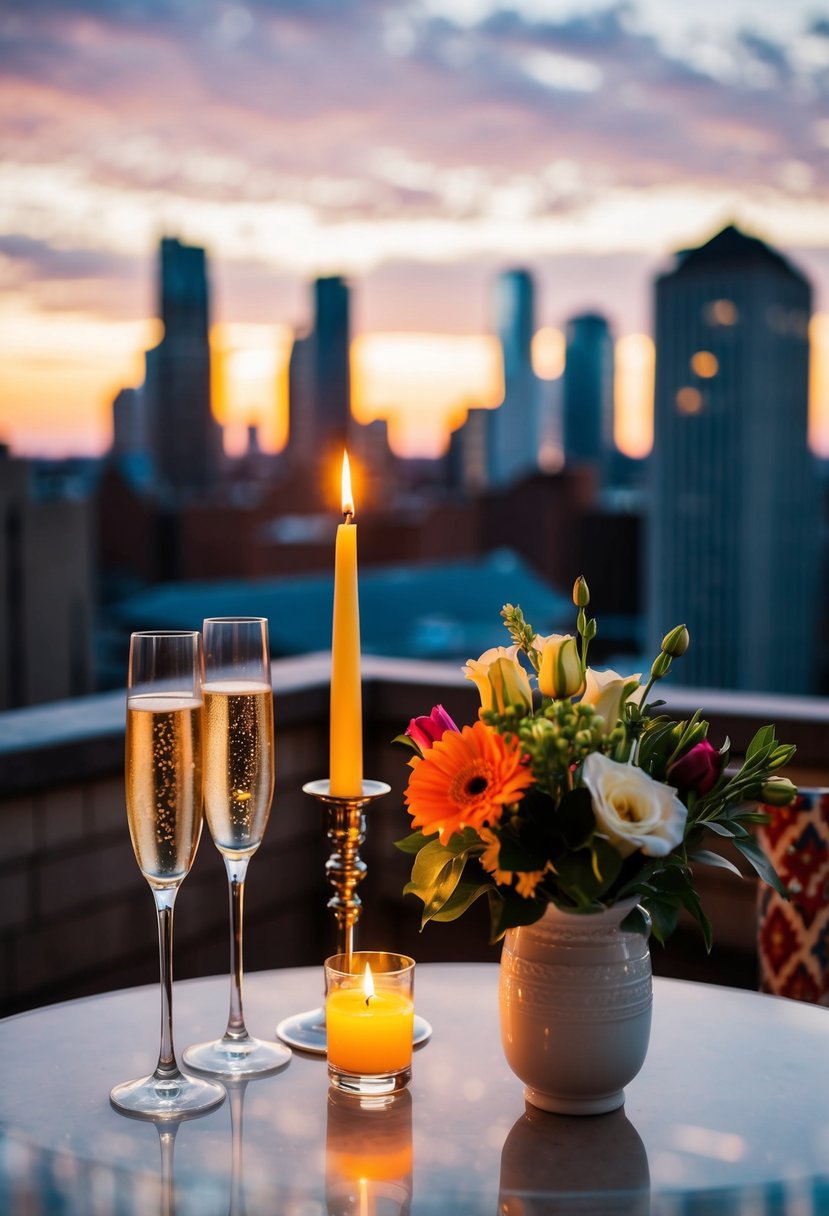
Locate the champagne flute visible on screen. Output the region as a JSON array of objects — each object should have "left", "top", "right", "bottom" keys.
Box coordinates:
[
  {"left": 111, "top": 631, "right": 225, "bottom": 1119},
  {"left": 184, "top": 617, "right": 291, "bottom": 1077}
]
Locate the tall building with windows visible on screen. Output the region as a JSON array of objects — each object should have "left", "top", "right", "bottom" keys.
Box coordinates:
[
  {"left": 288, "top": 277, "right": 351, "bottom": 468},
  {"left": 648, "top": 224, "right": 818, "bottom": 693},
  {"left": 146, "top": 237, "right": 221, "bottom": 496},
  {"left": 486, "top": 269, "right": 541, "bottom": 487},
  {"left": 562, "top": 312, "right": 615, "bottom": 473},
  {"left": 313, "top": 276, "right": 351, "bottom": 458}
]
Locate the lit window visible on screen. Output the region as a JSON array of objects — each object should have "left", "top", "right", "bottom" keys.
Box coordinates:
[
  {"left": 690, "top": 351, "right": 718, "bottom": 378},
  {"left": 676, "top": 387, "right": 703, "bottom": 415},
  {"left": 531, "top": 327, "right": 565, "bottom": 380},
  {"left": 705, "top": 299, "right": 738, "bottom": 326}
]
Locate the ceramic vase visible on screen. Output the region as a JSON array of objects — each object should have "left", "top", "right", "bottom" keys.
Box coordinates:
[{"left": 499, "top": 898, "right": 652, "bottom": 1115}]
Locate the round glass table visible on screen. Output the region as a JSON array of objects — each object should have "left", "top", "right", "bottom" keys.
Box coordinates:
[{"left": 1, "top": 964, "right": 828, "bottom": 1214}]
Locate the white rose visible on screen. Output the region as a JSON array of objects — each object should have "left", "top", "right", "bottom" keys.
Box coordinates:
[
  {"left": 581, "top": 668, "right": 641, "bottom": 736},
  {"left": 581, "top": 752, "right": 687, "bottom": 858}
]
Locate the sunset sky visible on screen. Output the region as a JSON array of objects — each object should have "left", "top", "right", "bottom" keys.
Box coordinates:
[{"left": 2, "top": 0, "right": 829, "bottom": 458}]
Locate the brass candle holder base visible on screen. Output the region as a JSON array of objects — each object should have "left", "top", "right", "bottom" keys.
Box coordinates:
[{"left": 275, "top": 779, "right": 432, "bottom": 1055}]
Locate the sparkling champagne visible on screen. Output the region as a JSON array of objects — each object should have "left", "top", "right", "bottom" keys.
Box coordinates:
[
  {"left": 203, "top": 681, "right": 274, "bottom": 857},
  {"left": 126, "top": 692, "right": 203, "bottom": 887}
]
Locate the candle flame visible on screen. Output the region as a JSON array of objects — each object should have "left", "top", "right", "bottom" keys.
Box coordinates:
[
  {"left": 341, "top": 450, "right": 355, "bottom": 519},
  {"left": 362, "top": 962, "right": 375, "bottom": 1005}
]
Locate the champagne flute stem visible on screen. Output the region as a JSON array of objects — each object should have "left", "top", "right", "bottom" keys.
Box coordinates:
[
  {"left": 224, "top": 856, "right": 251, "bottom": 1042},
  {"left": 228, "top": 1083, "right": 248, "bottom": 1216},
  {"left": 153, "top": 887, "right": 181, "bottom": 1080},
  {"left": 157, "top": 1124, "right": 179, "bottom": 1216}
]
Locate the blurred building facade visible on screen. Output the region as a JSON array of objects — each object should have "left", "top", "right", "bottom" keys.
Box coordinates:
[
  {"left": 288, "top": 276, "right": 352, "bottom": 479},
  {"left": 562, "top": 312, "right": 615, "bottom": 477},
  {"left": 648, "top": 224, "right": 819, "bottom": 693},
  {"left": 486, "top": 269, "right": 541, "bottom": 487},
  {"left": 145, "top": 237, "right": 222, "bottom": 496},
  {"left": 0, "top": 450, "right": 94, "bottom": 708}
]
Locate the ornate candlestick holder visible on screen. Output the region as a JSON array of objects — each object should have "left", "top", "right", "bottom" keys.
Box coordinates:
[{"left": 275, "top": 779, "right": 432, "bottom": 1054}]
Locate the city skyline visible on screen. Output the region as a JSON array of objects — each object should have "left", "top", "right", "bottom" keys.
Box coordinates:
[{"left": 2, "top": 0, "right": 829, "bottom": 458}]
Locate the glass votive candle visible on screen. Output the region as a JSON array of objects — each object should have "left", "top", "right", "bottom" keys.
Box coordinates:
[{"left": 325, "top": 951, "right": 415, "bottom": 1096}]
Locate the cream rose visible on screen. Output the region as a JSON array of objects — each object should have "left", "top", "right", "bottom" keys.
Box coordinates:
[
  {"left": 581, "top": 668, "right": 641, "bottom": 736},
  {"left": 581, "top": 752, "right": 687, "bottom": 858}
]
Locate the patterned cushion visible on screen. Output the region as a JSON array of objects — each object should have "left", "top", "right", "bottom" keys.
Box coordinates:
[{"left": 757, "top": 790, "right": 829, "bottom": 1004}]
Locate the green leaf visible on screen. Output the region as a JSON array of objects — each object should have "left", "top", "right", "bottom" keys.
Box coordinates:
[
  {"left": 402, "top": 831, "right": 484, "bottom": 925},
  {"left": 690, "top": 849, "right": 743, "bottom": 878},
  {"left": 620, "top": 906, "right": 650, "bottom": 937},
  {"left": 431, "top": 880, "right": 492, "bottom": 922},
  {"left": 394, "top": 830, "right": 438, "bottom": 854},
  {"left": 705, "top": 820, "right": 747, "bottom": 838},
  {"left": 643, "top": 897, "right": 681, "bottom": 945},
  {"left": 680, "top": 885, "right": 713, "bottom": 952},
  {"left": 403, "top": 839, "right": 465, "bottom": 906},
  {"left": 444, "top": 826, "right": 484, "bottom": 855},
  {"left": 731, "top": 835, "right": 787, "bottom": 896},
  {"left": 555, "top": 838, "right": 622, "bottom": 903},
  {"left": 420, "top": 856, "right": 467, "bottom": 926},
  {"left": 745, "top": 726, "right": 776, "bottom": 761},
  {"left": 391, "top": 732, "right": 422, "bottom": 755},
  {"left": 488, "top": 889, "right": 547, "bottom": 941}
]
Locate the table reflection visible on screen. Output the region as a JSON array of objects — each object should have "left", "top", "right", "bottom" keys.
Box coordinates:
[
  {"left": 499, "top": 1103, "right": 650, "bottom": 1216},
  {"left": 326, "top": 1088, "right": 413, "bottom": 1216}
]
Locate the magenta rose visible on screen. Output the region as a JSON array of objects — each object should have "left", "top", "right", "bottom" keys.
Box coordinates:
[
  {"left": 405, "top": 704, "right": 459, "bottom": 751},
  {"left": 668, "top": 739, "right": 722, "bottom": 795}
]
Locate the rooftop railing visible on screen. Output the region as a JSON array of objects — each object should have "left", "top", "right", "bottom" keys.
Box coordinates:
[{"left": 2, "top": 654, "right": 826, "bottom": 1016}]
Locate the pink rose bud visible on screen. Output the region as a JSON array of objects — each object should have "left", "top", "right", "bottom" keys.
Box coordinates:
[
  {"left": 668, "top": 738, "right": 722, "bottom": 795},
  {"left": 405, "top": 704, "right": 460, "bottom": 751}
]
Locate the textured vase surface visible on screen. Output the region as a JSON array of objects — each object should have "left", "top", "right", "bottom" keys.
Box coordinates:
[{"left": 499, "top": 898, "right": 652, "bottom": 1115}]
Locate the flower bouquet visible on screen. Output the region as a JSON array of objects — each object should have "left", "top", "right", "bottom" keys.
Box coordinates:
[{"left": 396, "top": 577, "right": 797, "bottom": 947}]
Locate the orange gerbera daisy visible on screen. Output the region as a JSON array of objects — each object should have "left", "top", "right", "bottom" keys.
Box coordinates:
[{"left": 405, "top": 720, "right": 533, "bottom": 845}]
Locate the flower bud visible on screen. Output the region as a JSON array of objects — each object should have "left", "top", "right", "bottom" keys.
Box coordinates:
[
  {"left": 650, "top": 651, "right": 673, "bottom": 680},
  {"left": 572, "top": 576, "right": 590, "bottom": 608},
  {"left": 405, "top": 704, "right": 459, "bottom": 751},
  {"left": 536, "top": 634, "right": 584, "bottom": 699},
  {"left": 759, "top": 777, "right": 798, "bottom": 807},
  {"left": 668, "top": 739, "right": 722, "bottom": 795},
  {"left": 488, "top": 656, "right": 534, "bottom": 715},
  {"left": 661, "top": 624, "right": 690, "bottom": 658}
]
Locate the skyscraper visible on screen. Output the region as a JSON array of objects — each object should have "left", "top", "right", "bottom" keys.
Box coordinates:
[
  {"left": 562, "top": 312, "right": 615, "bottom": 472},
  {"left": 314, "top": 276, "right": 351, "bottom": 456},
  {"left": 146, "top": 237, "right": 221, "bottom": 495},
  {"left": 287, "top": 276, "right": 352, "bottom": 478},
  {"left": 486, "top": 269, "right": 541, "bottom": 487},
  {"left": 648, "top": 224, "right": 818, "bottom": 693}
]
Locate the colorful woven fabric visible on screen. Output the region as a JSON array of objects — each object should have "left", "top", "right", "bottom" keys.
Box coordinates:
[{"left": 757, "top": 789, "right": 829, "bottom": 1005}]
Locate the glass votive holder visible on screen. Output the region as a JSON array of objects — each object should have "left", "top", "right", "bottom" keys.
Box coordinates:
[{"left": 325, "top": 951, "right": 415, "bottom": 1096}]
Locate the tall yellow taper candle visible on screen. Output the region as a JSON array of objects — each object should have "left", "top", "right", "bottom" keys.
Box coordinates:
[{"left": 330, "top": 451, "right": 363, "bottom": 796}]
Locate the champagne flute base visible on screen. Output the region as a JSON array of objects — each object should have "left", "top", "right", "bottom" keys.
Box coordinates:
[
  {"left": 183, "top": 1034, "right": 291, "bottom": 1078},
  {"left": 110, "top": 1070, "right": 225, "bottom": 1120}
]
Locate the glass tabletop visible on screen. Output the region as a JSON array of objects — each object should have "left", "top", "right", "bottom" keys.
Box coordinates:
[{"left": 1, "top": 964, "right": 829, "bottom": 1214}]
